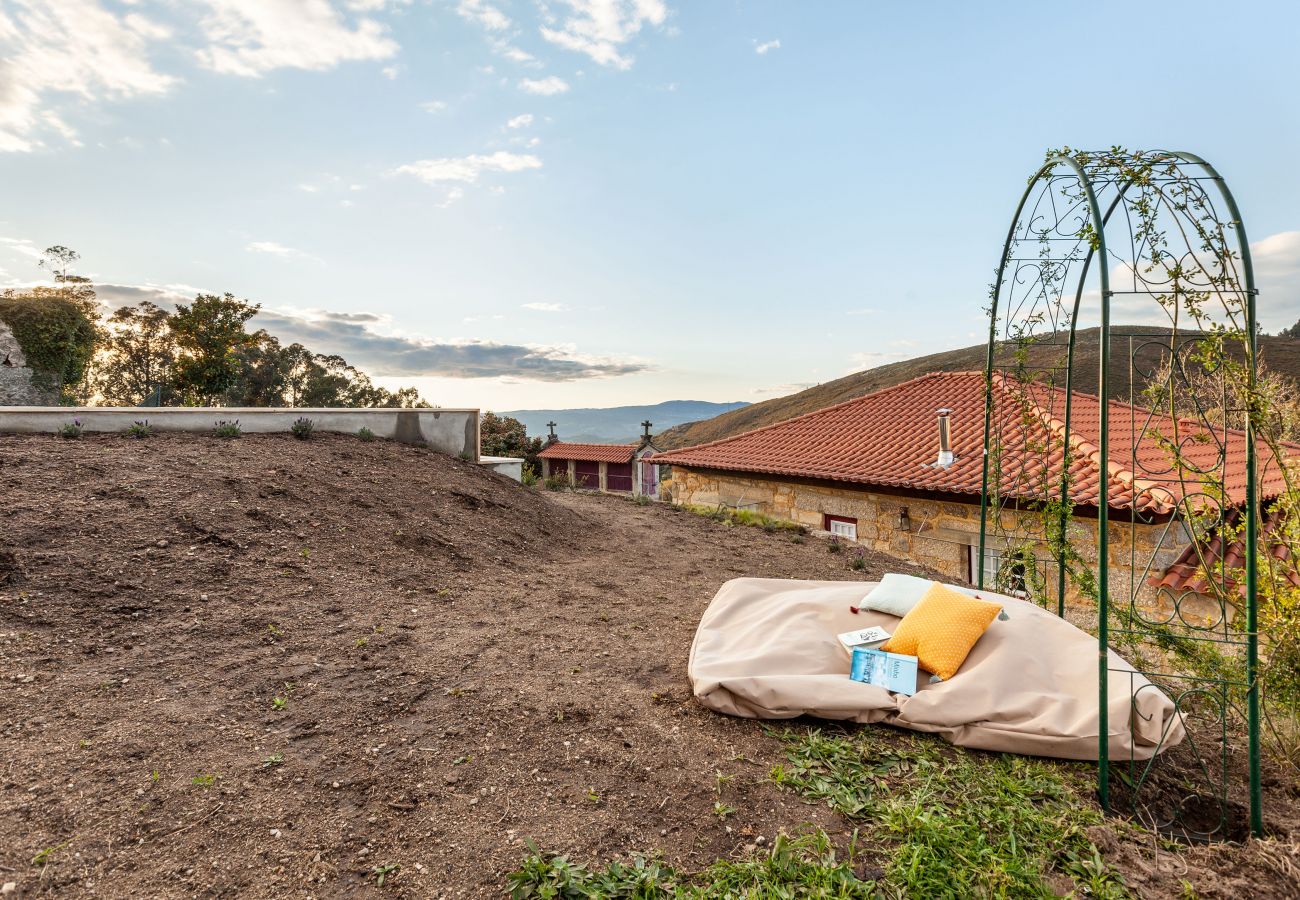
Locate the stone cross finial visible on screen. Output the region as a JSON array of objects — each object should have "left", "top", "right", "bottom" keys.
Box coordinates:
[
  {"left": 641, "top": 420, "right": 653, "bottom": 438},
  {"left": 546, "top": 421, "right": 557, "bottom": 440}
]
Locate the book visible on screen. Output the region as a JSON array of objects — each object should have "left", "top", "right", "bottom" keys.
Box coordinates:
[
  {"left": 849, "top": 647, "right": 920, "bottom": 696},
  {"left": 837, "top": 626, "right": 891, "bottom": 653}
]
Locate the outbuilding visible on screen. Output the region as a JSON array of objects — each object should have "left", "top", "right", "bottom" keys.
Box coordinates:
[{"left": 538, "top": 420, "right": 662, "bottom": 498}]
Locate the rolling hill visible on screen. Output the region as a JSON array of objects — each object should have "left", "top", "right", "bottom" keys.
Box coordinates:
[
  {"left": 655, "top": 326, "right": 1300, "bottom": 450},
  {"left": 499, "top": 399, "right": 749, "bottom": 443}
]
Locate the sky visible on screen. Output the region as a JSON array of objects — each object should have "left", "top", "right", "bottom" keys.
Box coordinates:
[{"left": 2, "top": 0, "right": 1299, "bottom": 412}]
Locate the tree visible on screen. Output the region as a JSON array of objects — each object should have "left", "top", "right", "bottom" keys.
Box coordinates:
[
  {"left": 169, "top": 293, "right": 259, "bottom": 404},
  {"left": 0, "top": 245, "right": 100, "bottom": 399},
  {"left": 95, "top": 301, "right": 176, "bottom": 405},
  {"left": 480, "top": 412, "right": 543, "bottom": 470},
  {"left": 1278, "top": 318, "right": 1300, "bottom": 339},
  {"left": 223, "top": 330, "right": 292, "bottom": 407}
]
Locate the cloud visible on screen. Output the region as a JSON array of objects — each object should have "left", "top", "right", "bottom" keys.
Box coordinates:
[
  {"left": 754, "top": 38, "right": 780, "bottom": 55},
  {"left": 0, "top": 0, "right": 176, "bottom": 152},
  {"left": 196, "top": 0, "right": 398, "bottom": 77},
  {"left": 518, "top": 75, "right": 570, "bottom": 95},
  {"left": 420, "top": 99, "right": 448, "bottom": 113},
  {"left": 246, "top": 241, "right": 319, "bottom": 261},
  {"left": 522, "top": 302, "right": 568, "bottom": 312},
  {"left": 847, "top": 350, "right": 909, "bottom": 374},
  {"left": 91, "top": 284, "right": 650, "bottom": 381},
  {"left": 381, "top": 64, "right": 401, "bottom": 79},
  {"left": 492, "top": 40, "right": 537, "bottom": 64},
  {"left": 506, "top": 113, "right": 534, "bottom": 129},
  {"left": 391, "top": 151, "right": 542, "bottom": 184},
  {"left": 455, "top": 0, "right": 510, "bottom": 31},
  {"left": 0, "top": 237, "right": 45, "bottom": 261},
  {"left": 539, "top": 0, "right": 669, "bottom": 70}
]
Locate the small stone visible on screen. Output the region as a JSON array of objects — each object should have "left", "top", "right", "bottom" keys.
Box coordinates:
[
  {"left": 156, "top": 540, "right": 169, "bottom": 548},
  {"left": 331, "top": 781, "right": 340, "bottom": 789},
  {"left": 2, "top": 883, "right": 16, "bottom": 895}
]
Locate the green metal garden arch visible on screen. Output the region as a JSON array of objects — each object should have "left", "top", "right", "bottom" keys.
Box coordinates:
[{"left": 978, "top": 149, "right": 1262, "bottom": 839}]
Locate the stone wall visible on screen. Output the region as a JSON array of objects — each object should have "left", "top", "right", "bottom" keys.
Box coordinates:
[
  {"left": 0, "top": 321, "right": 59, "bottom": 406},
  {"left": 666, "top": 466, "right": 1191, "bottom": 611}
]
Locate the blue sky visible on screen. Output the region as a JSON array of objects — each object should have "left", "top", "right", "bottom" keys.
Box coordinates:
[{"left": 2, "top": 0, "right": 1299, "bottom": 411}]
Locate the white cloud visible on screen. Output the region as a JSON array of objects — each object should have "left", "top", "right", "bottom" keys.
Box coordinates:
[
  {"left": 506, "top": 113, "right": 534, "bottom": 129},
  {"left": 420, "top": 99, "right": 449, "bottom": 113},
  {"left": 539, "top": 0, "right": 669, "bottom": 70},
  {"left": 196, "top": 0, "right": 398, "bottom": 77},
  {"left": 437, "top": 187, "right": 466, "bottom": 208},
  {"left": 391, "top": 151, "right": 542, "bottom": 184},
  {"left": 493, "top": 41, "right": 537, "bottom": 64},
  {"left": 381, "top": 64, "right": 401, "bottom": 79},
  {"left": 522, "top": 302, "right": 569, "bottom": 312},
  {"left": 246, "top": 240, "right": 318, "bottom": 261},
  {"left": 456, "top": 0, "right": 511, "bottom": 31},
  {"left": 754, "top": 38, "right": 780, "bottom": 55},
  {"left": 0, "top": 237, "right": 45, "bottom": 261},
  {"left": 518, "top": 75, "right": 570, "bottom": 96},
  {"left": 0, "top": 0, "right": 176, "bottom": 152}
]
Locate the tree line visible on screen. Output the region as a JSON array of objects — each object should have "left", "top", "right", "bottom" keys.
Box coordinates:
[{"left": 0, "top": 246, "right": 426, "bottom": 408}]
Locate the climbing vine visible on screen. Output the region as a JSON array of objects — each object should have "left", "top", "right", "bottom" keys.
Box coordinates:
[{"left": 0, "top": 289, "right": 98, "bottom": 392}]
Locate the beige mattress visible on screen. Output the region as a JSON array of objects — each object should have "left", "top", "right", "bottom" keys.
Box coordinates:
[{"left": 688, "top": 578, "right": 1184, "bottom": 761}]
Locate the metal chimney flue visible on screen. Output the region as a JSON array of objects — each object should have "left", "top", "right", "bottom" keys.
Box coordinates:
[{"left": 936, "top": 408, "right": 954, "bottom": 468}]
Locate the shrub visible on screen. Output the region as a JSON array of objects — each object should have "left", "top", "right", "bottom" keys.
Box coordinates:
[
  {"left": 212, "top": 419, "right": 241, "bottom": 439},
  {"left": 58, "top": 419, "right": 83, "bottom": 440},
  {"left": 828, "top": 536, "right": 843, "bottom": 554},
  {"left": 520, "top": 464, "right": 540, "bottom": 487},
  {"left": 357, "top": 426, "right": 376, "bottom": 442},
  {"left": 633, "top": 494, "right": 653, "bottom": 506},
  {"left": 126, "top": 419, "right": 152, "bottom": 439},
  {"left": 290, "top": 416, "right": 314, "bottom": 440},
  {"left": 543, "top": 474, "right": 574, "bottom": 492},
  {"left": 849, "top": 549, "right": 867, "bottom": 571}
]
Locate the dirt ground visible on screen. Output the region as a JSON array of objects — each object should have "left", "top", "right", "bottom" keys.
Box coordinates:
[{"left": 0, "top": 433, "right": 1296, "bottom": 898}]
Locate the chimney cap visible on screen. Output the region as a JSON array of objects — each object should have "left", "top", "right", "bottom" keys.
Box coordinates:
[{"left": 937, "top": 407, "right": 952, "bottom": 416}]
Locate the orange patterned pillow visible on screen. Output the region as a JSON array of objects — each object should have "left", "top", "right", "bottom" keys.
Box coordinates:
[{"left": 880, "top": 583, "right": 1002, "bottom": 681}]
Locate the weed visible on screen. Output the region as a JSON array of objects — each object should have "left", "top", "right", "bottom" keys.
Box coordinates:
[
  {"left": 543, "top": 473, "right": 575, "bottom": 492},
  {"left": 355, "top": 637, "right": 368, "bottom": 649},
  {"left": 126, "top": 419, "right": 152, "bottom": 439},
  {"left": 791, "top": 534, "right": 806, "bottom": 544},
  {"left": 372, "top": 863, "right": 400, "bottom": 887},
  {"left": 272, "top": 696, "right": 287, "bottom": 710},
  {"left": 507, "top": 831, "right": 874, "bottom": 898},
  {"left": 212, "top": 419, "right": 241, "bottom": 439},
  {"left": 768, "top": 726, "right": 1129, "bottom": 898},
  {"left": 58, "top": 419, "right": 83, "bottom": 440},
  {"left": 714, "top": 770, "right": 735, "bottom": 793},
  {"left": 32, "top": 841, "right": 71, "bottom": 867},
  {"left": 711, "top": 801, "right": 736, "bottom": 820},
  {"left": 299, "top": 547, "right": 310, "bottom": 559},
  {"left": 520, "top": 463, "right": 540, "bottom": 487},
  {"left": 262, "top": 753, "right": 285, "bottom": 768},
  {"left": 150, "top": 770, "right": 160, "bottom": 782},
  {"left": 266, "top": 624, "right": 283, "bottom": 642},
  {"left": 191, "top": 773, "right": 220, "bottom": 788},
  {"left": 633, "top": 494, "right": 653, "bottom": 506},
  {"left": 357, "top": 426, "right": 376, "bottom": 442},
  {"left": 585, "top": 787, "right": 601, "bottom": 804},
  {"left": 453, "top": 754, "right": 472, "bottom": 766},
  {"left": 682, "top": 504, "right": 807, "bottom": 535},
  {"left": 78, "top": 739, "right": 90, "bottom": 749},
  {"left": 290, "top": 416, "right": 315, "bottom": 440}
]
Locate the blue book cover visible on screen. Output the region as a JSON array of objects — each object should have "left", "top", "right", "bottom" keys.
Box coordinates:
[{"left": 849, "top": 648, "right": 919, "bottom": 696}]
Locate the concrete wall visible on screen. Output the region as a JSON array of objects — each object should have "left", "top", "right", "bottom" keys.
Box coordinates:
[
  {"left": 666, "top": 466, "right": 1197, "bottom": 615},
  {"left": 479, "top": 455, "right": 523, "bottom": 481},
  {"left": 0, "top": 406, "right": 481, "bottom": 459}
]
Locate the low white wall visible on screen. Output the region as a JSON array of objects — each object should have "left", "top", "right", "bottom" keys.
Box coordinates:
[
  {"left": 479, "top": 455, "right": 524, "bottom": 482},
  {"left": 0, "top": 406, "right": 481, "bottom": 459}
]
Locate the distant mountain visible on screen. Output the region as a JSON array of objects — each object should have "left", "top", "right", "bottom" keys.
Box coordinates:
[
  {"left": 498, "top": 400, "right": 749, "bottom": 444},
  {"left": 655, "top": 326, "right": 1300, "bottom": 450}
]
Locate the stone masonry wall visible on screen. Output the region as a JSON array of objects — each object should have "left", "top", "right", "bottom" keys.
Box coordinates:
[
  {"left": 0, "top": 321, "right": 59, "bottom": 406},
  {"left": 666, "top": 466, "right": 1191, "bottom": 613}
]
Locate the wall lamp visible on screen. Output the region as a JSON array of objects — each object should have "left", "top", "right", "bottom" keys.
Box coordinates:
[{"left": 897, "top": 506, "right": 911, "bottom": 533}]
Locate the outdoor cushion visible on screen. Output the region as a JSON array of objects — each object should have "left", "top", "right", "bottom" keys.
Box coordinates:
[
  {"left": 688, "top": 577, "right": 1185, "bottom": 761},
  {"left": 880, "top": 583, "right": 1001, "bottom": 681},
  {"left": 859, "top": 572, "right": 1008, "bottom": 620}
]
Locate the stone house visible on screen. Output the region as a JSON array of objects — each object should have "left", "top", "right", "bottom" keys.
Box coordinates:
[
  {"left": 648, "top": 371, "right": 1292, "bottom": 614},
  {"left": 538, "top": 421, "right": 662, "bottom": 498}
]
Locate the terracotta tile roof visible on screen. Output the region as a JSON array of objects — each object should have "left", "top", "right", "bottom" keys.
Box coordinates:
[
  {"left": 1148, "top": 506, "right": 1300, "bottom": 597},
  {"left": 647, "top": 371, "right": 1296, "bottom": 514},
  {"left": 538, "top": 441, "right": 637, "bottom": 464}
]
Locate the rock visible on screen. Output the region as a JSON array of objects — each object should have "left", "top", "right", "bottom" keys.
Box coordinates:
[{"left": 1, "top": 882, "right": 16, "bottom": 895}]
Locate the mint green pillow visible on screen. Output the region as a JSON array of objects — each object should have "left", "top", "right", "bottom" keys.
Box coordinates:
[{"left": 862, "top": 573, "right": 1009, "bottom": 620}]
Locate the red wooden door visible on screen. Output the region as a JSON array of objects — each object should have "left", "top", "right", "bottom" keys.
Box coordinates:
[
  {"left": 606, "top": 462, "right": 633, "bottom": 492},
  {"left": 575, "top": 460, "right": 599, "bottom": 488}
]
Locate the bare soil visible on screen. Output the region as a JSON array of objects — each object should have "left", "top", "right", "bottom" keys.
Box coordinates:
[{"left": 0, "top": 433, "right": 1296, "bottom": 898}]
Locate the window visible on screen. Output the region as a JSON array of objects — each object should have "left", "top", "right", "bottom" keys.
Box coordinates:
[
  {"left": 968, "top": 545, "right": 1028, "bottom": 596},
  {"left": 824, "top": 514, "right": 857, "bottom": 541}
]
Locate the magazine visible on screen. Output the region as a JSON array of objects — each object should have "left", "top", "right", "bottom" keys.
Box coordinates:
[
  {"left": 849, "top": 647, "right": 919, "bottom": 696},
  {"left": 836, "top": 626, "right": 891, "bottom": 653}
]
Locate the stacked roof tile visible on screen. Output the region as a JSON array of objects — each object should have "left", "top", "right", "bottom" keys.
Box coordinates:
[
  {"left": 538, "top": 442, "right": 637, "bottom": 464},
  {"left": 647, "top": 371, "right": 1294, "bottom": 514}
]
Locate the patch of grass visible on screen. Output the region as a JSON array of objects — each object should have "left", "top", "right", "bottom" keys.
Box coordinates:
[
  {"left": 682, "top": 504, "right": 808, "bottom": 535},
  {"left": 507, "top": 831, "right": 875, "bottom": 898},
  {"left": 191, "top": 773, "right": 220, "bottom": 788},
  {"left": 768, "top": 726, "right": 1130, "bottom": 899}
]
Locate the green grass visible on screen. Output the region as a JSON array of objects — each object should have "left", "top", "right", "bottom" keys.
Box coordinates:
[
  {"left": 768, "top": 726, "right": 1130, "bottom": 899},
  {"left": 682, "top": 503, "right": 808, "bottom": 535},
  {"left": 507, "top": 831, "right": 877, "bottom": 899}
]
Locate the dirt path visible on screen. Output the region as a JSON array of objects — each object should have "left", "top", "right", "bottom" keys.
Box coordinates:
[{"left": 0, "top": 434, "right": 937, "bottom": 898}]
